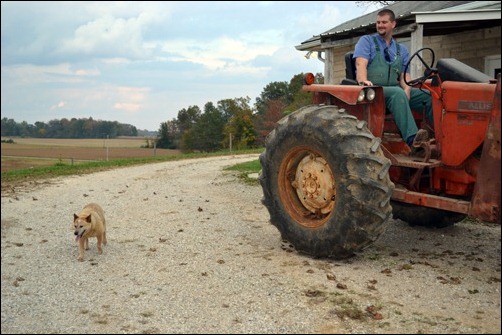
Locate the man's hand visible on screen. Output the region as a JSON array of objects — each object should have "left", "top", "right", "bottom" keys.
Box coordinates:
[{"left": 359, "top": 80, "right": 373, "bottom": 86}]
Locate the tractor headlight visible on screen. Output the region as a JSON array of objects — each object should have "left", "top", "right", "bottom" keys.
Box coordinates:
[
  {"left": 365, "top": 88, "right": 376, "bottom": 101},
  {"left": 357, "top": 90, "right": 366, "bottom": 102}
]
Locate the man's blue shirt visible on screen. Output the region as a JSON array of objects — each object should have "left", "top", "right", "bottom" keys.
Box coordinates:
[{"left": 353, "top": 34, "right": 410, "bottom": 74}]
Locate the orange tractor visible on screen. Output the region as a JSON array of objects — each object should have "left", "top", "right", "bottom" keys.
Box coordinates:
[{"left": 259, "top": 48, "right": 501, "bottom": 259}]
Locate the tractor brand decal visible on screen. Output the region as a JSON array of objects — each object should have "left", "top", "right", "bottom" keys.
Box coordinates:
[
  {"left": 457, "top": 114, "right": 488, "bottom": 125},
  {"left": 458, "top": 101, "right": 493, "bottom": 111}
]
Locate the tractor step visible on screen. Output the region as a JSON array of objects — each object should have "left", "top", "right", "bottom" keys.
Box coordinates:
[{"left": 391, "top": 154, "right": 442, "bottom": 168}]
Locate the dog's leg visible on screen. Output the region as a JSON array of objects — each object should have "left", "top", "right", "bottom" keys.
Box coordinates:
[
  {"left": 103, "top": 219, "right": 107, "bottom": 246},
  {"left": 84, "top": 237, "right": 89, "bottom": 250},
  {"left": 78, "top": 238, "right": 86, "bottom": 262},
  {"left": 96, "top": 235, "right": 103, "bottom": 255}
]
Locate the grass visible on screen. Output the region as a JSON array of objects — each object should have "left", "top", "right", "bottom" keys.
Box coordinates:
[
  {"left": 1, "top": 148, "right": 263, "bottom": 185},
  {"left": 330, "top": 294, "right": 367, "bottom": 320},
  {"left": 223, "top": 158, "right": 262, "bottom": 185}
]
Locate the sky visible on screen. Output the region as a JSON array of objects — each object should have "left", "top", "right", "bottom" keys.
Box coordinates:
[{"left": 1, "top": 1, "right": 381, "bottom": 131}]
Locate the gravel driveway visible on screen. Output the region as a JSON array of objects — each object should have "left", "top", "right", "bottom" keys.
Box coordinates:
[{"left": 1, "top": 154, "right": 500, "bottom": 334}]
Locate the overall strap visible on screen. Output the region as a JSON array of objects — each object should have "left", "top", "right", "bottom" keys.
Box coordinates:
[{"left": 371, "top": 36, "right": 380, "bottom": 52}]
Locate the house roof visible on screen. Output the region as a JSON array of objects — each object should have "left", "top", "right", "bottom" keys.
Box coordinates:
[{"left": 296, "top": 1, "right": 501, "bottom": 51}]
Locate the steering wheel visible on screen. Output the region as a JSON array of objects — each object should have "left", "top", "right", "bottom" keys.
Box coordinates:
[{"left": 404, "top": 47, "right": 436, "bottom": 87}]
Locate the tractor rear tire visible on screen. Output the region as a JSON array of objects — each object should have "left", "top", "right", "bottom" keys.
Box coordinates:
[
  {"left": 259, "top": 105, "right": 394, "bottom": 259},
  {"left": 391, "top": 200, "right": 466, "bottom": 228}
]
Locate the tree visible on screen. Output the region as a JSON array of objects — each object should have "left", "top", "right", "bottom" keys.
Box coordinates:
[
  {"left": 219, "top": 97, "right": 256, "bottom": 150},
  {"left": 190, "top": 102, "right": 226, "bottom": 152},
  {"left": 253, "top": 72, "right": 325, "bottom": 144},
  {"left": 254, "top": 81, "right": 290, "bottom": 116},
  {"left": 156, "top": 119, "right": 178, "bottom": 149},
  {"left": 284, "top": 72, "right": 324, "bottom": 114},
  {"left": 217, "top": 97, "right": 250, "bottom": 121},
  {"left": 1, "top": 118, "right": 19, "bottom": 136},
  {"left": 35, "top": 121, "right": 47, "bottom": 137},
  {"left": 254, "top": 99, "right": 287, "bottom": 146},
  {"left": 356, "top": 1, "right": 395, "bottom": 7},
  {"left": 177, "top": 106, "right": 201, "bottom": 134},
  {"left": 224, "top": 112, "right": 256, "bottom": 150}
]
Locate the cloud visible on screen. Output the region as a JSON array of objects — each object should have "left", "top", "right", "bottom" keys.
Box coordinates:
[
  {"left": 159, "top": 33, "right": 279, "bottom": 77},
  {"left": 112, "top": 86, "right": 149, "bottom": 114},
  {"left": 2, "top": 63, "right": 97, "bottom": 88},
  {"left": 113, "top": 102, "right": 141, "bottom": 113},
  {"left": 58, "top": 15, "right": 149, "bottom": 60},
  {"left": 50, "top": 101, "right": 66, "bottom": 110}
]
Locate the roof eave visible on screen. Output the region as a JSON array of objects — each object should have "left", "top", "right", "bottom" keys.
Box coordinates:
[
  {"left": 414, "top": 9, "right": 501, "bottom": 23},
  {"left": 295, "top": 39, "right": 322, "bottom": 51}
]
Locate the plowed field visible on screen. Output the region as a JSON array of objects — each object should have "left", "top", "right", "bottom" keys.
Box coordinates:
[{"left": 1, "top": 137, "right": 180, "bottom": 172}]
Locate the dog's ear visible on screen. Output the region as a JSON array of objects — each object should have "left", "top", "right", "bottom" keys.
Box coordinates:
[
  {"left": 85, "top": 214, "right": 92, "bottom": 223},
  {"left": 73, "top": 214, "right": 78, "bottom": 221}
]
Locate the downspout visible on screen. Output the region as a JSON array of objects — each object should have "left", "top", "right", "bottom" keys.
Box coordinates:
[{"left": 317, "top": 51, "right": 325, "bottom": 63}]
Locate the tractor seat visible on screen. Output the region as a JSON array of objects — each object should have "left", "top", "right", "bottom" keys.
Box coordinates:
[{"left": 341, "top": 52, "right": 358, "bottom": 85}]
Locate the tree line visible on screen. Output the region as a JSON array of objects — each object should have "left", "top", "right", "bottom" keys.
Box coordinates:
[
  {"left": 156, "top": 72, "right": 323, "bottom": 152},
  {"left": 1, "top": 72, "right": 323, "bottom": 152},
  {"left": 1, "top": 117, "right": 138, "bottom": 139}
]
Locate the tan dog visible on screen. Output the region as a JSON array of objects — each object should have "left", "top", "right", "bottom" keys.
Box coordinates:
[{"left": 73, "top": 203, "right": 107, "bottom": 261}]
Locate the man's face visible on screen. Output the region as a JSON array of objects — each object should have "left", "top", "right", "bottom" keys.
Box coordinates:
[{"left": 376, "top": 14, "right": 396, "bottom": 37}]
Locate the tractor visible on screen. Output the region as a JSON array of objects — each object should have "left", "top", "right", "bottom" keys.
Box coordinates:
[{"left": 259, "top": 47, "right": 501, "bottom": 259}]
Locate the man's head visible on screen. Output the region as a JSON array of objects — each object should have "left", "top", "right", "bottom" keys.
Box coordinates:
[{"left": 376, "top": 9, "right": 396, "bottom": 38}]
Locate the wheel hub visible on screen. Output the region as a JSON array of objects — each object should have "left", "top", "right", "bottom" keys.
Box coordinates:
[{"left": 294, "top": 154, "right": 335, "bottom": 214}]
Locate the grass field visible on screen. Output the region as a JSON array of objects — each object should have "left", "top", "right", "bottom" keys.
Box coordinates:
[
  {"left": 1, "top": 137, "right": 180, "bottom": 172},
  {"left": 1, "top": 136, "right": 154, "bottom": 148}
]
